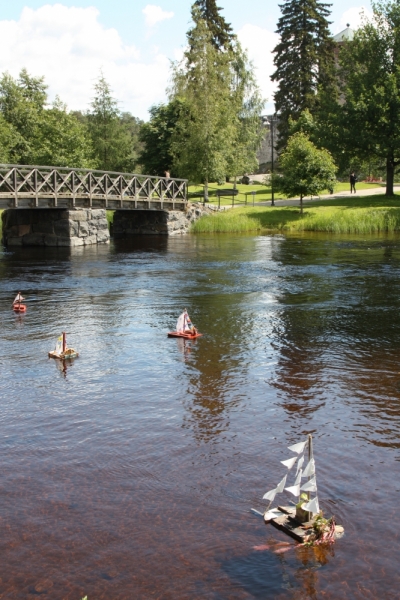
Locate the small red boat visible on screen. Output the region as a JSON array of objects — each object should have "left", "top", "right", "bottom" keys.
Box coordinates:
[
  {"left": 168, "top": 309, "right": 202, "bottom": 339},
  {"left": 13, "top": 303, "right": 27, "bottom": 313},
  {"left": 168, "top": 331, "right": 203, "bottom": 339},
  {"left": 12, "top": 292, "right": 26, "bottom": 313}
]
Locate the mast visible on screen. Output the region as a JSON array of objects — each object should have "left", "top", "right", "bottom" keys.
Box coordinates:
[
  {"left": 62, "top": 332, "right": 66, "bottom": 353},
  {"left": 307, "top": 433, "right": 313, "bottom": 520}
]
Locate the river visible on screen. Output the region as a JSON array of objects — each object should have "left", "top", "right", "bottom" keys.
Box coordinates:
[{"left": 0, "top": 233, "right": 400, "bottom": 599}]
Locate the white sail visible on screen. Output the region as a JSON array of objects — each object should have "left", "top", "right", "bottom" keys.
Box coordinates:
[
  {"left": 295, "top": 469, "right": 302, "bottom": 486},
  {"left": 176, "top": 312, "right": 186, "bottom": 332},
  {"left": 296, "top": 455, "right": 304, "bottom": 475},
  {"left": 263, "top": 488, "right": 277, "bottom": 501},
  {"left": 288, "top": 440, "right": 307, "bottom": 454},
  {"left": 302, "top": 496, "right": 320, "bottom": 515},
  {"left": 281, "top": 456, "right": 297, "bottom": 470},
  {"left": 13, "top": 293, "right": 24, "bottom": 303},
  {"left": 55, "top": 335, "right": 63, "bottom": 354},
  {"left": 276, "top": 474, "right": 287, "bottom": 493},
  {"left": 302, "top": 458, "right": 315, "bottom": 478},
  {"left": 301, "top": 476, "right": 317, "bottom": 492},
  {"left": 285, "top": 484, "right": 301, "bottom": 497}
]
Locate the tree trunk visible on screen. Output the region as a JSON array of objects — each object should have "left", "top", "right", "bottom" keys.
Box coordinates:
[
  {"left": 386, "top": 155, "right": 395, "bottom": 196},
  {"left": 233, "top": 176, "right": 237, "bottom": 191},
  {"left": 204, "top": 180, "right": 209, "bottom": 203},
  {"left": 300, "top": 194, "right": 303, "bottom": 215}
]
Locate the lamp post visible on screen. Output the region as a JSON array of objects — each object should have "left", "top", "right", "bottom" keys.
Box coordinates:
[{"left": 268, "top": 114, "right": 277, "bottom": 207}]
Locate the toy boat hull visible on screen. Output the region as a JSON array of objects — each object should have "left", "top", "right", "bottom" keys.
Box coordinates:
[
  {"left": 48, "top": 349, "right": 79, "bottom": 360},
  {"left": 13, "top": 304, "right": 26, "bottom": 313},
  {"left": 168, "top": 332, "right": 202, "bottom": 339}
]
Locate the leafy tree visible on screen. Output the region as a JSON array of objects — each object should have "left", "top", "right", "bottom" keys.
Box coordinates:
[
  {"left": 170, "top": 6, "right": 237, "bottom": 198},
  {"left": 74, "top": 107, "right": 143, "bottom": 172},
  {"left": 0, "top": 114, "right": 21, "bottom": 162},
  {"left": 32, "top": 98, "right": 95, "bottom": 167},
  {"left": 87, "top": 73, "right": 134, "bottom": 172},
  {"left": 87, "top": 73, "right": 121, "bottom": 170},
  {"left": 0, "top": 70, "right": 93, "bottom": 167},
  {"left": 170, "top": 6, "right": 264, "bottom": 196},
  {"left": 193, "top": 0, "right": 234, "bottom": 49},
  {"left": 339, "top": 0, "right": 400, "bottom": 195},
  {"left": 272, "top": 0, "right": 335, "bottom": 147},
  {"left": 138, "top": 100, "right": 185, "bottom": 176},
  {"left": 120, "top": 112, "right": 144, "bottom": 172},
  {"left": 0, "top": 70, "right": 46, "bottom": 162},
  {"left": 227, "top": 45, "right": 265, "bottom": 184},
  {"left": 274, "top": 132, "right": 337, "bottom": 213}
]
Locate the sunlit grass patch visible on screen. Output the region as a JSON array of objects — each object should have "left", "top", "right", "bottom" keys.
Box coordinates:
[
  {"left": 191, "top": 194, "right": 400, "bottom": 234},
  {"left": 288, "top": 206, "right": 400, "bottom": 233},
  {"left": 191, "top": 210, "right": 262, "bottom": 233}
]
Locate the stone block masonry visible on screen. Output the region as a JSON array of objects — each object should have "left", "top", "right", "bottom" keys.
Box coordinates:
[
  {"left": 113, "top": 203, "right": 218, "bottom": 238},
  {"left": 1, "top": 209, "right": 110, "bottom": 247}
]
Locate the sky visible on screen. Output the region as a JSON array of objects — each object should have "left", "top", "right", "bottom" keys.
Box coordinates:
[{"left": 0, "top": 0, "right": 373, "bottom": 120}]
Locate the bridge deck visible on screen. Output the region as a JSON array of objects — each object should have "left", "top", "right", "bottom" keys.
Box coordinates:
[{"left": 0, "top": 165, "right": 188, "bottom": 211}]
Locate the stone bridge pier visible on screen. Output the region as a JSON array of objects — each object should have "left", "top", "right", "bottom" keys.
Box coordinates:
[
  {"left": 1, "top": 208, "right": 110, "bottom": 247},
  {"left": 113, "top": 204, "right": 215, "bottom": 238}
]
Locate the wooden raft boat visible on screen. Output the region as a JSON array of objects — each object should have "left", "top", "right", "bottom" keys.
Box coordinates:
[
  {"left": 253, "top": 434, "right": 344, "bottom": 545},
  {"left": 48, "top": 332, "right": 79, "bottom": 360},
  {"left": 252, "top": 505, "right": 344, "bottom": 543}
]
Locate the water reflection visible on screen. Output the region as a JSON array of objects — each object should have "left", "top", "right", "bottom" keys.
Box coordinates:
[{"left": 52, "top": 357, "right": 78, "bottom": 378}]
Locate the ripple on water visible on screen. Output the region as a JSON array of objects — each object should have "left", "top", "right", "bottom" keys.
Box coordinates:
[{"left": 1, "top": 235, "right": 400, "bottom": 597}]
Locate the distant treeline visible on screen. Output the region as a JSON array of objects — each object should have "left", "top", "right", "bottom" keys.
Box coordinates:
[{"left": 0, "top": 69, "right": 144, "bottom": 173}]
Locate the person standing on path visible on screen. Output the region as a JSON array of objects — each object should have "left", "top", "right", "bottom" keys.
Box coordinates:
[{"left": 350, "top": 172, "right": 357, "bottom": 194}]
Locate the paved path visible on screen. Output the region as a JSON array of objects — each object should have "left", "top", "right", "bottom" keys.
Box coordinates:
[{"left": 254, "top": 184, "right": 399, "bottom": 207}]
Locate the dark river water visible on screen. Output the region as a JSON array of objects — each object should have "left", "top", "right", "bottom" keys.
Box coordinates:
[{"left": 1, "top": 233, "right": 400, "bottom": 599}]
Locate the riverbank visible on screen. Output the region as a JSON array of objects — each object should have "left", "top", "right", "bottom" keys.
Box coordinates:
[{"left": 191, "top": 193, "right": 400, "bottom": 234}]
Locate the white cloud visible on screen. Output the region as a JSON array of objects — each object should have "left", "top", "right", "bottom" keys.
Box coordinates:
[
  {"left": 238, "top": 24, "right": 279, "bottom": 114},
  {"left": 0, "top": 4, "right": 172, "bottom": 120},
  {"left": 142, "top": 5, "right": 174, "bottom": 28},
  {"left": 336, "top": 6, "right": 374, "bottom": 32}
]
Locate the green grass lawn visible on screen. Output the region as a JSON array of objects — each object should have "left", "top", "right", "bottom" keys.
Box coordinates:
[
  {"left": 188, "top": 181, "right": 384, "bottom": 206},
  {"left": 191, "top": 193, "right": 400, "bottom": 234}
]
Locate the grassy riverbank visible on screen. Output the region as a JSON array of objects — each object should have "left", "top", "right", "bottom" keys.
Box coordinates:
[{"left": 191, "top": 194, "right": 400, "bottom": 234}]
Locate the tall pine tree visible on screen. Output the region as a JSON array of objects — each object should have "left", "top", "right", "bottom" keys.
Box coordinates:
[
  {"left": 272, "top": 0, "right": 335, "bottom": 147},
  {"left": 193, "top": 0, "right": 234, "bottom": 49}
]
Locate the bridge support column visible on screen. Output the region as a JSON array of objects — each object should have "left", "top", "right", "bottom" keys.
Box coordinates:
[
  {"left": 113, "top": 205, "right": 212, "bottom": 238},
  {"left": 1, "top": 209, "right": 110, "bottom": 247}
]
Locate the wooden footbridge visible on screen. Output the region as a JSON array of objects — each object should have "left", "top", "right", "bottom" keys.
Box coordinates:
[{"left": 0, "top": 165, "right": 188, "bottom": 210}]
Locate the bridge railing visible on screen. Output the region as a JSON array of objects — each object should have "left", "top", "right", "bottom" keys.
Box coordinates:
[{"left": 0, "top": 164, "right": 188, "bottom": 210}]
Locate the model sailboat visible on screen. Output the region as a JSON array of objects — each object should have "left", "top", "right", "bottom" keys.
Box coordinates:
[
  {"left": 168, "top": 309, "right": 202, "bottom": 339},
  {"left": 12, "top": 292, "right": 27, "bottom": 313},
  {"left": 48, "top": 332, "right": 79, "bottom": 360},
  {"left": 253, "top": 434, "right": 343, "bottom": 544}
]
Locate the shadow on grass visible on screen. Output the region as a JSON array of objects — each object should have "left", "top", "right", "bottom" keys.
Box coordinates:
[{"left": 246, "top": 207, "right": 305, "bottom": 229}]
